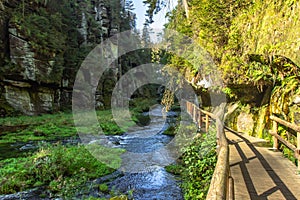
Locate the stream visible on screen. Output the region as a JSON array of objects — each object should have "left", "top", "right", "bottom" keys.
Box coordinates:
[
  {"left": 101, "top": 105, "right": 183, "bottom": 199},
  {"left": 0, "top": 106, "right": 184, "bottom": 200}
]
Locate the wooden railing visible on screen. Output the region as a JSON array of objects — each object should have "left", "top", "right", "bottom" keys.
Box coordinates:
[
  {"left": 185, "top": 101, "right": 300, "bottom": 199},
  {"left": 269, "top": 115, "right": 300, "bottom": 170},
  {"left": 185, "top": 101, "right": 234, "bottom": 200}
]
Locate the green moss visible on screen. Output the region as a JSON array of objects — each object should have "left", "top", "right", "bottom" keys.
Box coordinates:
[
  {"left": 129, "top": 97, "right": 158, "bottom": 126},
  {"left": 129, "top": 97, "right": 158, "bottom": 113},
  {"left": 110, "top": 195, "right": 128, "bottom": 200},
  {"left": 162, "top": 126, "right": 176, "bottom": 136},
  {"left": 253, "top": 105, "right": 269, "bottom": 138},
  {"left": 0, "top": 144, "right": 114, "bottom": 196},
  {"left": 86, "top": 143, "right": 125, "bottom": 170},
  {"left": 99, "top": 183, "right": 109, "bottom": 193},
  {"left": 0, "top": 109, "right": 132, "bottom": 144},
  {"left": 83, "top": 197, "right": 106, "bottom": 200},
  {"left": 165, "top": 164, "right": 182, "bottom": 175}
]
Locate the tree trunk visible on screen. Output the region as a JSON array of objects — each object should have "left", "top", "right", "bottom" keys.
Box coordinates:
[{"left": 182, "top": 0, "right": 189, "bottom": 19}]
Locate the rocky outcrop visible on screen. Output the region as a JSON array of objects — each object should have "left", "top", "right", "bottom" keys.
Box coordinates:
[
  {"left": 8, "top": 28, "right": 57, "bottom": 83},
  {"left": 237, "top": 112, "right": 254, "bottom": 135},
  {"left": 1, "top": 80, "right": 59, "bottom": 115},
  {"left": 0, "top": 0, "right": 132, "bottom": 115}
]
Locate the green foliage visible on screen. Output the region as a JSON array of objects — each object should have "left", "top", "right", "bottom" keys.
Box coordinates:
[
  {"left": 277, "top": 124, "right": 298, "bottom": 166},
  {"left": 222, "top": 87, "right": 236, "bottom": 99},
  {"left": 165, "top": 164, "right": 183, "bottom": 175},
  {"left": 1, "top": 0, "right": 137, "bottom": 85},
  {"left": 222, "top": 0, "right": 300, "bottom": 84},
  {"left": 0, "top": 109, "right": 132, "bottom": 144},
  {"left": 0, "top": 144, "right": 114, "bottom": 196},
  {"left": 99, "top": 183, "right": 109, "bottom": 193},
  {"left": 163, "top": 0, "right": 300, "bottom": 90},
  {"left": 162, "top": 125, "right": 176, "bottom": 136},
  {"left": 129, "top": 97, "right": 158, "bottom": 125},
  {"left": 181, "top": 129, "right": 217, "bottom": 200},
  {"left": 166, "top": 125, "right": 217, "bottom": 199},
  {"left": 270, "top": 76, "right": 300, "bottom": 118},
  {"left": 110, "top": 195, "right": 128, "bottom": 200},
  {"left": 142, "top": 0, "right": 167, "bottom": 23},
  {"left": 247, "top": 62, "right": 275, "bottom": 86},
  {"left": 85, "top": 143, "right": 125, "bottom": 170}
]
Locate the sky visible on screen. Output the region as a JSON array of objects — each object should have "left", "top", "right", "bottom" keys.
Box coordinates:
[{"left": 132, "top": 0, "right": 178, "bottom": 31}]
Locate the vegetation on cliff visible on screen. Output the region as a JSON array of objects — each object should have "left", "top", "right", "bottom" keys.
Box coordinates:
[
  {"left": 0, "top": 0, "right": 140, "bottom": 115},
  {"left": 145, "top": 0, "right": 300, "bottom": 192}
]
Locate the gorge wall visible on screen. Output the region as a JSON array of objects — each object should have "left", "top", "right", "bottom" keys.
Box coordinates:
[{"left": 0, "top": 0, "right": 132, "bottom": 116}]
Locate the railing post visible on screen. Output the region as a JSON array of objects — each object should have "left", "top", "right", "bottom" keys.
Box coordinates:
[
  {"left": 193, "top": 105, "right": 197, "bottom": 122},
  {"left": 273, "top": 120, "right": 278, "bottom": 150},
  {"left": 205, "top": 114, "right": 209, "bottom": 132},
  {"left": 198, "top": 109, "right": 202, "bottom": 129},
  {"left": 297, "top": 132, "right": 300, "bottom": 171},
  {"left": 191, "top": 104, "right": 193, "bottom": 119}
]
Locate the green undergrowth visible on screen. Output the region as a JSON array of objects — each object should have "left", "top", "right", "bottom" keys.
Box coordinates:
[
  {"left": 277, "top": 124, "right": 298, "bottom": 166},
  {"left": 129, "top": 98, "right": 158, "bottom": 126},
  {"left": 166, "top": 125, "right": 217, "bottom": 200},
  {"left": 0, "top": 98, "right": 163, "bottom": 197},
  {"left": 162, "top": 125, "right": 176, "bottom": 136},
  {"left": 0, "top": 110, "right": 134, "bottom": 143},
  {"left": 0, "top": 143, "right": 116, "bottom": 197}
]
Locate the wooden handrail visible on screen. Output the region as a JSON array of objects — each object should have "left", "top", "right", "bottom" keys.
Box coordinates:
[
  {"left": 270, "top": 115, "right": 300, "bottom": 132},
  {"left": 184, "top": 101, "right": 233, "bottom": 200},
  {"left": 185, "top": 103, "right": 300, "bottom": 198},
  {"left": 269, "top": 130, "right": 297, "bottom": 152},
  {"left": 206, "top": 118, "right": 231, "bottom": 200},
  {"left": 269, "top": 114, "right": 300, "bottom": 170}
]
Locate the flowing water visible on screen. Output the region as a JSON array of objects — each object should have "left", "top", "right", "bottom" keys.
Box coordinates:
[
  {"left": 0, "top": 106, "right": 183, "bottom": 200},
  {"left": 101, "top": 105, "right": 183, "bottom": 199}
]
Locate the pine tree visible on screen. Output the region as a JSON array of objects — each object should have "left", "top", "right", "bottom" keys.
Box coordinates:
[{"left": 143, "top": 0, "right": 189, "bottom": 23}]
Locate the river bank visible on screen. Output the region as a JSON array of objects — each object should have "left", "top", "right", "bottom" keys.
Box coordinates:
[{"left": 0, "top": 104, "right": 184, "bottom": 199}]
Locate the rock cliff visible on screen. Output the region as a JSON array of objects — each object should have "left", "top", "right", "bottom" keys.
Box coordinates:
[{"left": 0, "top": 0, "right": 133, "bottom": 115}]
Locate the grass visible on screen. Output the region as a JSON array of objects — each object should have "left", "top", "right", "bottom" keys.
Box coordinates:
[
  {"left": 0, "top": 109, "right": 131, "bottom": 198},
  {"left": 0, "top": 98, "right": 158, "bottom": 198},
  {"left": 0, "top": 143, "right": 117, "bottom": 197},
  {"left": 0, "top": 110, "right": 135, "bottom": 144}
]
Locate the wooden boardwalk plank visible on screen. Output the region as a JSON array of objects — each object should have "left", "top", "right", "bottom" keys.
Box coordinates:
[{"left": 226, "top": 131, "right": 300, "bottom": 200}]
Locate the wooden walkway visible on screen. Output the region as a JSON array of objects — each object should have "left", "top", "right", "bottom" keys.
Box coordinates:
[{"left": 226, "top": 130, "right": 300, "bottom": 200}]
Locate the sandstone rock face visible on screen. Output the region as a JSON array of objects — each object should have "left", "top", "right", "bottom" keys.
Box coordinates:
[
  {"left": 2, "top": 80, "right": 59, "bottom": 115},
  {"left": 9, "top": 28, "right": 42, "bottom": 82},
  {"left": 237, "top": 112, "right": 254, "bottom": 135},
  {"left": 0, "top": 0, "right": 129, "bottom": 115},
  {"left": 5, "top": 85, "right": 33, "bottom": 115}
]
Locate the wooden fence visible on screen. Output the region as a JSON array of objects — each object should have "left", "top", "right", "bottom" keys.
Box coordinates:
[
  {"left": 185, "top": 101, "right": 234, "bottom": 200},
  {"left": 269, "top": 115, "right": 300, "bottom": 170},
  {"left": 185, "top": 101, "right": 300, "bottom": 199}
]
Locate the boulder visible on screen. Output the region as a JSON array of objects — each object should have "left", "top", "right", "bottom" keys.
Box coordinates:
[{"left": 237, "top": 112, "right": 254, "bottom": 135}]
